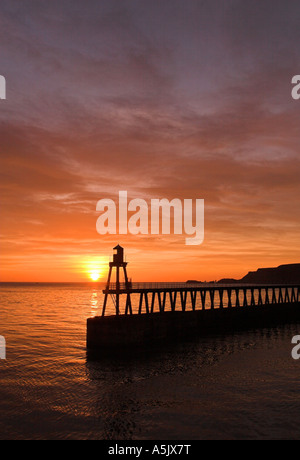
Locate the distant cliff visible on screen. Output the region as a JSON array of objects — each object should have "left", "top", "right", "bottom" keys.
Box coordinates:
[{"left": 218, "top": 264, "right": 300, "bottom": 284}]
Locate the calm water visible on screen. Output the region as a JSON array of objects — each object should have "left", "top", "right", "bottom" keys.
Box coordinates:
[{"left": 0, "top": 283, "right": 300, "bottom": 440}]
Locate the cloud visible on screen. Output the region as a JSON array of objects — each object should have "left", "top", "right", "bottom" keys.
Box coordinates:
[{"left": 1, "top": 0, "right": 300, "bottom": 280}]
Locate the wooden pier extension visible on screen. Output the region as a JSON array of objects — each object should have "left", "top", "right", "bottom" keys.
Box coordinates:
[{"left": 101, "top": 282, "right": 300, "bottom": 315}]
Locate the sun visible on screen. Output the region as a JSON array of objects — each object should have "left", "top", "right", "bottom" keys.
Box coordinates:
[
  {"left": 89, "top": 270, "right": 101, "bottom": 282},
  {"left": 80, "top": 256, "right": 106, "bottom": 282}
]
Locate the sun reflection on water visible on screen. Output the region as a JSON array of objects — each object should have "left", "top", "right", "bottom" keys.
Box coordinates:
[{"left": 90, "top": 290, "right": 99, "bottom": 316}]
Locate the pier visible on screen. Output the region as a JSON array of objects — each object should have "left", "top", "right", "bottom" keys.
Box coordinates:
[
  {"left": 87, "top": 246, "right": 300, "bottom": 353},
  {"left": 101, "top": 282, "right": 300, "bottom": 315}
]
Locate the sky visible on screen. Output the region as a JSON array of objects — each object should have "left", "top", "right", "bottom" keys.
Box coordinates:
[{"left": 0, "top": 0, "right": 300, "bottom": 282}]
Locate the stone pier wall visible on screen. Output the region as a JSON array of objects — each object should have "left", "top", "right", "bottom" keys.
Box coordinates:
[{"left": 87, "top": 302, "right": 300, "bottom": 353}]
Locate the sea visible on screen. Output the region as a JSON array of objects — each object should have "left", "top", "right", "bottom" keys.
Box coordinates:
[{"left": 0, "top": 282, "right": 299, "bottom": 440}]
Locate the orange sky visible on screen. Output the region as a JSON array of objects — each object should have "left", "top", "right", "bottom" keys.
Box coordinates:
[{"left": 1, "top": 1, "right": 300, "bottom": 282}]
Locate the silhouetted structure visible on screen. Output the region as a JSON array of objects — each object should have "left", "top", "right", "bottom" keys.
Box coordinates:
[
  {"left": 102, "top": 245, "right": 132, "bottom": 316},
  {"left": 87, "top": 248, "right": 300, "bottom": 353},
  {"left": 101, "top": 250, "right": 299, "bottom": 315}
]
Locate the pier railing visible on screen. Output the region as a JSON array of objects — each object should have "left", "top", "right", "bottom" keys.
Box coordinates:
[
  {"left": 105, "top": 282, "right": 207, "bottom": 291},
  {"left": 101, "top": 283, "right": 300, "bottom": 316}
]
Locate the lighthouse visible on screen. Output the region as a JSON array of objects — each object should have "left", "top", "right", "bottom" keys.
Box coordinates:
[{"left": 102, "top": 245, "right": 132, "bottom": 316}]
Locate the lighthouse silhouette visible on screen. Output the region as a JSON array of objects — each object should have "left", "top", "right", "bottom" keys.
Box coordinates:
[{"left": 102, "top": 245, "right": 132, "bottom": 316}]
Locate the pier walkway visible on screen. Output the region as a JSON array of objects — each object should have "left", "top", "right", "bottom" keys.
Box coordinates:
[{"left": 102, "top": 282, "right": 300, "bottom": 316}]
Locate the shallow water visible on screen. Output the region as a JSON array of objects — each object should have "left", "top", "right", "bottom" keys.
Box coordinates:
[{"left": 0, "top": 283, "right": 299, "bottom": 440}]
